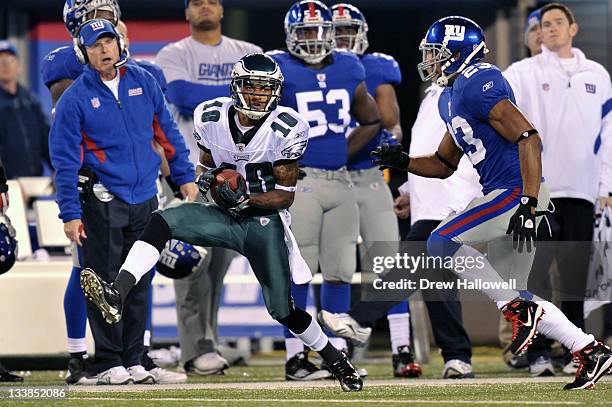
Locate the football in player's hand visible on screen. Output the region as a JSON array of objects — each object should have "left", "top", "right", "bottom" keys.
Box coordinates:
[{"left": 210, "top": 169, "right": 248, "bottom": 208}]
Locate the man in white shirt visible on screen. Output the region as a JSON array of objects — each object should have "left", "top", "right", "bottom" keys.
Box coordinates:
[
  {"left": 503, "top": 2, "right": 612, "bottom": 373},
  {"left": 393, "top": 84, "right": 481, "bottom": 378},
  {"left": 155, "top": 0, "right": 262, "bottom": 375}
]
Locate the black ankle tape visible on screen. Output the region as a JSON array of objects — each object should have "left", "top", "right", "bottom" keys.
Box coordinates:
[
  {"left": 278, "top": 307, "right": 312, "bottom": 334},
  {"left": 139, "top": 213, "right": 172, "bottom": 252}
]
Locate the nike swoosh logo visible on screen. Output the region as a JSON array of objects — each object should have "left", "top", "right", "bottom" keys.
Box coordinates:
[
  {"left": 523, "top": 311, "right": 532, "bottom": 327},
  {"left": 587, "top": 357, "right": 600, "bottom": 380}
]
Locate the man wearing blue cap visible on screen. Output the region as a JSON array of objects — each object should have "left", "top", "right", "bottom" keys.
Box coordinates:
[
  {"left": 524, "top": 8, "right": 543, "bottom": 57},
  {"left": 0, "top": 40, "right": 51, "bottom": 179},
  {"left": 49, "top": 19, "right": 197, "bottom": 385}
]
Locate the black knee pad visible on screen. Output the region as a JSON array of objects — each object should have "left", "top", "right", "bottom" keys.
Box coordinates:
[
  {"left": 277, "top": 307, "right": 312, "bottom": 334},
  {"left": 139, "top": 212, "right": 172, "bottom": 252}
]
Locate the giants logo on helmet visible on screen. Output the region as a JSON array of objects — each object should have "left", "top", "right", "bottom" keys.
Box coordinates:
[{"left": 444, "top": 25, "right": 465, "bottom": 41}]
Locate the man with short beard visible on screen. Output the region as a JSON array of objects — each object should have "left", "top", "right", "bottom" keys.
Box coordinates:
[{"left": 155, "top": 0, "right": 261, "bottom": 375}]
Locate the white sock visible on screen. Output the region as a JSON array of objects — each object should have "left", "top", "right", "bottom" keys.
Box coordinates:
[
  {"left": 143, "top": 330, "right": 151, "bottom": 347},
  {"left": 67, "top": 337, "right": 87, "bottom": 354},
  {"left": 388, "top": 313, "right": 410, "bottom": 354},
  {"left": 285, "top": 338, "right": 305, "bottom": 360},
  {"left": 536, "top": 300, "right": 594, "bottom": 353},
  {"left": 329, "top": 337, "right": 347, "bottom": 352},
  {"left": 290, "top": 317, "right": 330, "bottom": 352},
  {"left": 453, "top": 245, "right": 519, "bottom": 303},
  {"left": 121, "top": 241, "right": 161, "bottom": 283}
]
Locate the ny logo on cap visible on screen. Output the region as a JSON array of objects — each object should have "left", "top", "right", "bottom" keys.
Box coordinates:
[
  {"left": 444, "top": 25, "right": 465, "bottom": 41},
  {"left": 90, "top": 21, "right": 106, "bottom": 31}
]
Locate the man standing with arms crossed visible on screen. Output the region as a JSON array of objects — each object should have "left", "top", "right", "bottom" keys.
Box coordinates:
[{"left": 155, "top": 0, "right": 261, "bottom": 375}]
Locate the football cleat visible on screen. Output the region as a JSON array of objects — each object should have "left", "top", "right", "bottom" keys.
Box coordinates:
[
  {"left": 442, "top": 359, "right": 475, "bottom": 379},
  {"left": 501, "top": 298, "right": 544, "bottom": 356},
  {"left": 564, "top": 342, "right": 612, "bottom": 390},
  {"left": 318, "top": 311, "right": 372, "bottom": 346},
  {"left": 65, "top": 357, "right": 97, "bottom": 385},
  {"left": 326, "top": 353, "right": 363, "bottom": 392},
  {"left": 147, "top": 346, "right": 181, "bottom": 369},
  {"left": 80, "top": 268, "right": 122, "bottom": 324},
  {"left": 285, "top": 351, "right": 331, "bottom": 381},
  {"left": 393, "top": 345, "right": 422, "bottom": 378},
  {"left": 529, "top": 356, "right": 555, "bottom": 377},
  {"left": 0, "top": 363, "right": 23, "bottom": 382}
]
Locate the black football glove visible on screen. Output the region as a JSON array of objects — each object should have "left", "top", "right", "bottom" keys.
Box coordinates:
[
  {"left": 217, "top": 177, "right": 250, "bottom": 212},
  {"left": 370, "top": 143, "right": 410, "bottom": 171},
  {"left": 196, "top": 168, "right": 223, "bottom": 200},
  {"left": 506, "top": 196, "right": 538, "bottom": 253}
]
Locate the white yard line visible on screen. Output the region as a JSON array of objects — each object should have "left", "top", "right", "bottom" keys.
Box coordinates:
[
  {"left": 68, "top": 376, "right": 611, "bottom": 392},
  {"left": 69, "top": 397, "right": 594, "bottom": 405}
]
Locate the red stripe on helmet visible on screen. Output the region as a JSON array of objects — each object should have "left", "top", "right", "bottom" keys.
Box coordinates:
[
  {"left": 308, "top": 1, "right": 316, "bottom": 18},
  {"left": 338, "top": 4, "right": 345, "bottom": 16}
]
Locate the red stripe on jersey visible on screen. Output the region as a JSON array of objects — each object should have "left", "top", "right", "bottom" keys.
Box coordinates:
[
  {"left": 81, "top": 130, "right": 106, "bottom": 164},
  {"left": 153, "top": 114, "right": 176, "bottom": 161}
]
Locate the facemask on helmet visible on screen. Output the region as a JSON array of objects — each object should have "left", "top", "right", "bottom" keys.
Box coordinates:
[
  {"left": 64, "top": 0, "right": 121, "bottom": 37},
  {"left": 331, "top": 3, "right": 369, "bottom": 55},
  {"left": 285, "top": 1, "right": 336, "bottom": 64},
  {"left": 230, "top": 53, "right": 284, "bottom": 120}
]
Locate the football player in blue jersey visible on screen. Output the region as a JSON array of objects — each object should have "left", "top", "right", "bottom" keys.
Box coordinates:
[
  {"left": 267, "top": 0, "right": 380, "bottom": 381},
  {"left": 331, "top": 3, "right": 423, "bottom": 379},
  {"left": 320, "top": 16, "right": 612, "bottom": 390},
  {"left": 41, "top": 0, "right": 184, "bottom": 386}
]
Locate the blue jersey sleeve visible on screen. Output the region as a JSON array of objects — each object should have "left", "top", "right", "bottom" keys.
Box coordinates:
[
  {"left": 41, "top": 47, "right": 83, "bottom": 89},
  {"left": 373, "top": 53, "right": 402, "bottom": 86},
  {"left": 461, "top": 67, "right": 514, "bottom": 121}
]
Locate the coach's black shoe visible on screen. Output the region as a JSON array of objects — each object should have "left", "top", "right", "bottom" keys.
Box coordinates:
[
  {"left": 0, "top": 363, "right": 22, "bottom": 382},
  {"left": 502, "top": 298, "right": 544, "bottom": 356},
  {"left": 65, "top": 357, "right": 97, "bottom": 385},
  {"left": 393, "top": 345, "right": 422, "bottom": 378},
  {"left": 285, "top": 351, "right": 331, "bottom": 381},
  {"left": 327, "top": 353, "right": 363, "bottom": 392},
  {"left": 80, "top": 268, "right": 122, "bottom": 324},
  {"left": 564, "top": 342, "right": 612, "bottom": 390}
]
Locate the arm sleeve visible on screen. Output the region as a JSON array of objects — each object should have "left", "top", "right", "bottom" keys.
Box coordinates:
[
  {"left": 192, "top": 102, "right": 211, "bottom": 152},
  {"left": 274, "top": 118, "right": 310, "bottom": 164},
  {"left": 150, "top": 76, "right": 195, "bottom": 186},
  {"left": 48, "top": 95, "right": 83, "bottom": 222},
  {"left": 598, "top": 82, "right": 612, "bottom": 196},
  {"left": 463, "top": 69, "right": 514, "bottom": 121}
]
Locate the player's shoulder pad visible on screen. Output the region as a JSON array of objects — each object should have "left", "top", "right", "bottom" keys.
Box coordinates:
[
  {"left": 194, "top": 97, "right": 232, "bottom": 127},
  {"left": 266, "top": 49, "right": 289, "bottom": 62},
  {"left": 274, "top": 105, "right": 310, "bottom": 135},
  {"left": 332, "top": 49, "right": 365, "bottom": 79},
  {"left": 333, "top": 48, "right": 361, "bottom": 63},
  {"left": 41, "top": 46, "right": 82, "bottom": 88},
  {"left": 458, "top": 63, "right": 505, "bottom": 90},
  {"left": 365, "top": 52, "right": 401, "bottom": 85}
]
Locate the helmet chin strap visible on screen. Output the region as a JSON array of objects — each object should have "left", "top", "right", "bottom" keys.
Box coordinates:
[{"left": 436, "top": 41, "right": 486, "bottom": 87}]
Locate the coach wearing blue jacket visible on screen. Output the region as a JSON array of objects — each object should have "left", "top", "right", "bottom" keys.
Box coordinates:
[{"left": 49, "top": 19, "right": 197, "bottom": 383}]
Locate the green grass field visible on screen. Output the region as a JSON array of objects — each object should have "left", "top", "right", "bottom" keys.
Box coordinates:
[{"left": 1, "top": 348, "right": 610, "bottom": 406}]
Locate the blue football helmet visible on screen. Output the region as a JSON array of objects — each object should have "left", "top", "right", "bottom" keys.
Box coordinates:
[
  {"left": 284, "top": 1, "right": 335, "bottom": 64},
  {"left": 331, "top": 3, "right": 369, "bottom": 55},
  {"left": 417, "top": 16, "right": 489, "bottom": 86},
  {"left": 157, "top": 240, "right": 207, "bottom": 280},
  {"left": 0, "top": 215, "right": 17, "bottom": 276},
  {"left": 63, "top": 0, "right": 121, "bottom": 37}
]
